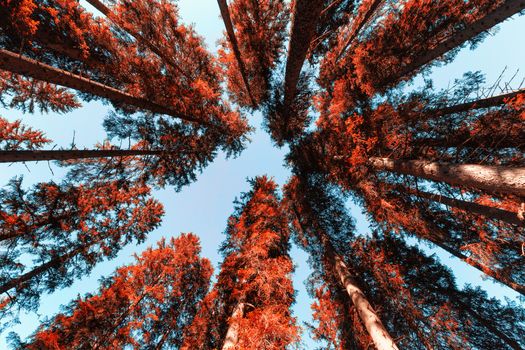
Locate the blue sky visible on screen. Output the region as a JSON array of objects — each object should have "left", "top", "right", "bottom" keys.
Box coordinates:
[{"left": 1, "top": 1, "right": 524, "bottom": 348}]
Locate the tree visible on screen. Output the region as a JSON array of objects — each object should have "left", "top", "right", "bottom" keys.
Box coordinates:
[
  {"left": 0, "top": 177, "right": 164, "bottom": 325},
  {"left": 0, "top": 117, "right": 50, "bottom": 151},
  {"left": 182, "top": 176, "right": 298, "bottom": 349},
  {"left": 218, "top": 0, "right": 289, "bottom": 108},
  {"left": 17, "top": 234, "right": 212, "bottom": 350}
]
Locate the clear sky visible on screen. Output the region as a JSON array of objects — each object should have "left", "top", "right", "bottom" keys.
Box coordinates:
[{"left": 1, "top": 1, "right": 524, "bottom": 348}]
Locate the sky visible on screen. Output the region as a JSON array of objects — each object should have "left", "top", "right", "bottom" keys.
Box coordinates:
[{"left": 1, "top": 1, "right": 524, "bottom": 348}]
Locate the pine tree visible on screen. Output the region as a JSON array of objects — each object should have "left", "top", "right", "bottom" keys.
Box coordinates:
[
  {"left": 182, "top": 176, "right": 298, "bottom": 349},
  {"left": 0, "top": 177, "right": 164, "bottom": 324}
]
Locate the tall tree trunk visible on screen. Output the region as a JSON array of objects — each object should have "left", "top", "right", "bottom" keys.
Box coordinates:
[
  {"left": 369, "top": 157, "right": 525, "bottom": 197},
  {"left": 432, "top": 88, "right": 525, "bottom": 117},
  {"left": 0, "top": 49, "right": 204, "bottom": 125},
  {"left": 0, "top": 149, "right": 161, "bottom": 163},
  {"left": 394, "top": 0, "right": 525, "bottom": 82},
  {"left": 409, "top": 188, "right": 524, "bottom": 227},
  {"left": 332, "top": 255, "right": 399, "bottom": 350},
  {"left": 221, "top": 302, "right": 245, "bottom": 350},
  {"left": 216, "top": 0, "right": 257, "bottom": 107},
  {"left": 283, "top": 0, "right": 324, "bottom": 109},
  {"left": 423, "top": 230, "right": 525, "bottom": 296},
  {"left": 337, "top": 0, "right": 385, "bottom": 59},
  {"left": 84, "top": 0, "right": 190, "bottom": 80}
]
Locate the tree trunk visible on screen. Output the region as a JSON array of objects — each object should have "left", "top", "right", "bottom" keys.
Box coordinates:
[
  {"left": 0, "top": 149, "right": 161, "bottom": 163},
  {"left": 0, "top": 49, "right": 204, "bottom": 125},
  {"left": 395, "top": 0, "right": 525, "bottom": 82},
  {"left": 283, "top": 0, "right": 324, "bottom": 109},
  {"left": 432, "top": 88, "right": 525, "bottom": 117},
  {"left": 369, "top": 157, "right": 525, "bottom": 197},
  {"left": 221, "top": 302, "right": 245, "bottom": 350},
  {"left": 216, "top": 0, "right": 256, "bottom": 107},
  {"left": 413, "top": 135, "right": 524, "bottom": 149},
  {"left": 424, "top": 231, "right": 525, "bottom": 296},
  {"left": 333, "top": 255, "right": 399, "bottom": 350},
  {"left": 410, "top": 188, "right": 524, "bottom": 227},
  {"left": 337, "top": 0, "right": 384, "bottom": 59},
  {"left": 84, "top": 0, "right": 190, "bottom": 80}
]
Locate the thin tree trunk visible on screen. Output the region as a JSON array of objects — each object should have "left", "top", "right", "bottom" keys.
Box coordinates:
[
  {"left": 0, "top": 49, "right": 204, "bottom": 125},
  {"left": 283, "top": 0, "right": 324, "bottom": 109},
  {"left": 424, "top": 231, "right": 525, "bottom": 296},
  {"left": 337, "top": 0, "right": 384, "bottom": 59},
  {"left": 369, "top": 157, "right": 525, "bottom": 197},
  {"left": 221, "top": 302, "right": 245, "bottom": 350},
  {"left": 432, "top": 88, "right": 525, "bottom": 117},
  {"left": 84, "top": 0, "right": 190, "bottom": 80},
  {"left": 395, "top": 0, "right": 525, "bottom": 82},
  {"left": 216, "top": 0, "right": 257, "bottom": 107},
  {"left": 0, "top": 149, "right": 161, "bottom": 163},
  {"left": 413, "top": 135, "right": 524, "bottom": 149},
  {"left": 410, "top": 188, "right": 524, "bottom": 227},
  {"left": 333, "top": 255, "right": 399, "bottom": 350}
]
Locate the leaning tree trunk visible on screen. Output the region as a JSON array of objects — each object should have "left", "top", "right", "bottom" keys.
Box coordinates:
[
  {"left": 431, "top": 88, "right": 525, "bottom": 117},
  {"left": 0, "top": 49, "right": 203, "bottom": 125},
  {"left": 216, "top": 0, "right": 256, "bottom": 107},
  {"left": 394, "top": 0, "right": 525, "bottom": 83},
  {"left": 84, "top": 0, "right": 190, "bottom": 79},
  {"left": 283, "top": 0, "right": 324, "bottom": 109},
  {"left": 369, "top": 157, "right": 525, "bottom": 197},
  {"left": 409, "top": 188, "right": 525, "bottom": 227},
  {"left": 221, "top": 303, "right": 245, "bottom": 350},
  {"left": 333, "top": 255, "right": 400, "bottom": 350},
  {"left": 337, "top": 0, "right": 385, "bottom": 59},
  {"left": 0, "top": 149, "right": 162, "bottom": 163}
]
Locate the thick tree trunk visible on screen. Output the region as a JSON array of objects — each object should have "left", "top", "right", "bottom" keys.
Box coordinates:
[
  {"left": 369, "top": 157, "right": 525, "bottom": 197},
  {"left": 0, "top": 149, "right": 161, "bottom": 163},
  {"left": 84, "top": 0, "right": 190, "bottom": 80},
  {"left": 333, "top": 255, "right": 399, "bottom": 350},
  {"left": 221, "top": 302, "right": 245, "bottom": 350},
  {"left": 395, "top": 0, "right": 525, "bottom": 82},
  {"left": 432, "top": 88, "right": 525, "bottom": 117},
  {"left": 410, "top": 188, "right": 524, "bottom": 227},
  {"left": 216, "top": 0, "right": 256, "bottom": 107},
  {"left": 0, "top": 49, "right": 204, "bottom": 125},
  {"left": 337, "top": 0, "right": 384, "bottom": 58},
  {"left": 283, "top": 0, "right": 324, "bottom": 109}
]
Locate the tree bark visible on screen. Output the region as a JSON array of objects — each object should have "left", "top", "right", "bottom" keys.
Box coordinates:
[
  {"left": 84, "top": 0, "right": 190, "bottom": 80},
  {"left": 216, "top": 0, "right": 257, "bottom": 107},
  {"left": 221, "top": 302, "right": 245, "bottom": 350},
  {"left": 432, "top": 88, "right": 525, "bottom": 117},
  {"left": 283, "top": 0, "right": 324, "bottom": 109},
  {"left": 0, "top": 49, "right": 204, "bottom": 125},
  {"left": 0, "top": 149, "right": 161, "bottom": 163},
  {"left": 413, "top": 135, "right": 524, "bottom": 149},
  {"left": 333, "top": 255, "right": 399, "bottom": 350},
  {"left": 369, "top": 157, "right": 525, "bottom": 197},
  {"left": 395, "top": 0, "right": 525, "bottom": 83},
  {"left": 410, "top": 188, "right": 524, "bottom": 227}
]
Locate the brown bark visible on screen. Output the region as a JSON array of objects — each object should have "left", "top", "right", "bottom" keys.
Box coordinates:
[
  {"left": 333, "top": 255, "right": 399, "bottom": 350},
  {"left": 84, "top": 0, "right": 111, "bottom": 15},
  {"left": 283, "top": 0, "right": 324, "bottom": 109},
  {"left": 395, "top": 0, "right": 525, "bottom": 82},
  {"left": 410, "top": 188, "right": 525, "bottom": 227},
  {"left": 369, "top": 157, "right": 525, "bottom": 197},
  {"left": 221, "top": 302, "right": 245, "bottom": 350},
  {"left": 0, "top": 49, "right": 205, "bottom": 125},
  {"left": 217, "top": 0, "right": 257, "bottom": 107},
  {"left": 0, "top": 150, "right": 161, "bottom": 163},
  {"left": 432, "top": 88, "right": 525, "bottom": 117}
]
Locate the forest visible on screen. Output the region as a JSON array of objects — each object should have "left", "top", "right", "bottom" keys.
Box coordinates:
[{"left": 0, "top": 0, "right": 524, "bottom": 349}]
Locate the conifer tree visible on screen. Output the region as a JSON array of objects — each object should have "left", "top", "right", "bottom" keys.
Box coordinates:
[
  {"left": 182, "top": 177, "right": 298, "bottom": 349},
  {"left": 17, "top": 234, "right": 212, "bottom": 350},
  {"left": 0, "top": 177, "right": 164, "bottom": 324}
]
